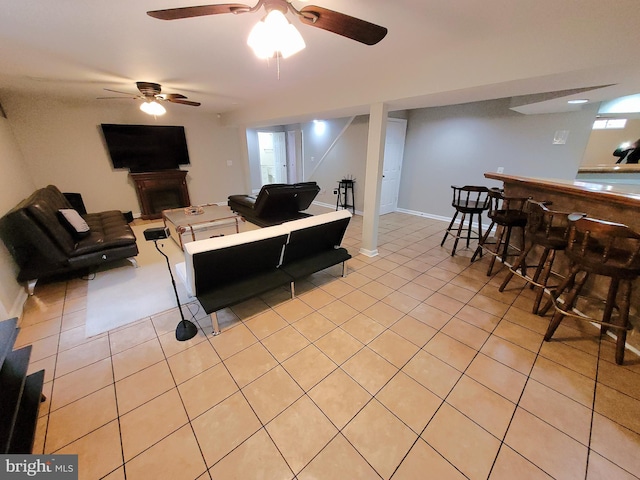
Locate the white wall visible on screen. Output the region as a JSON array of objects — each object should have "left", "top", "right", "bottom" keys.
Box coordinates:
[
  {"left": 305, "top": 116, "right": 368, "bottom": 210},
  {"left": 399, "top": 99, "right": 598, "bottom": 218},
  {"left": 4, "top": 95, "right": 247, "bottom": 214},
  {"left": 292, "top": 101, "right": 597, "bottom": 220},
  {"left": 0, "top": 114, "right": 37, "bottom": 318}
]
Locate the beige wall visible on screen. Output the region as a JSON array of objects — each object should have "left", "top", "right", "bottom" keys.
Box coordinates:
[
  {"left": 581, "top": 118, "right": 640, "bottom": 167},
  {"left": 3, "top": 95, "right": 247, "bottom": 214},
  {"left": 0, "top": 114, "right": 37, "bottom": 318}
]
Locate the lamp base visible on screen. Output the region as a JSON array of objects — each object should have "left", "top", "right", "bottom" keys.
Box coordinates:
[{"left": 175, "top": 320, "right": 198, "bottom": 341}]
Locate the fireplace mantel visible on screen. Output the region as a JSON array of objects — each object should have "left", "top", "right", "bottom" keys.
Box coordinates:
[{"left": 130, "top": 170, "right": 191, "bottom": 220}]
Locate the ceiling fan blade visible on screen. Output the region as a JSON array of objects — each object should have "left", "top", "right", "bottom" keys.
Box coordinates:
[
  {"left": 103, "top": 88, "right": 138, "bottom": 96},
  {"left": 167, "top": 98, "right": 201, "bottom": 107},
  {"left": 299, "top": 6, "right": 387, "bottom": 46},
  {"left": 160, "top": 93, "right": 188, "bottom": 100},
  {"left": 96, "top": 96, "right": 138, "bottom": 100},
  {"left": 147, "top": 4, "right": 252, "bottom": 20}
]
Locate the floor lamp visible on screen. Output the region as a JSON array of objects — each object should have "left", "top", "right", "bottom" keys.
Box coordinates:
[{"left": 144, "top": 227, "right": 198, "bottom": 341}]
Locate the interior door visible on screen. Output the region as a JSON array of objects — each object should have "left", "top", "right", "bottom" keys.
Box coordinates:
[
  {"left": 286, "top": 130, "right": 299, "bottom": 182},
  {"left": 379, "top": 118, "right": 407, "bottom": 215}
]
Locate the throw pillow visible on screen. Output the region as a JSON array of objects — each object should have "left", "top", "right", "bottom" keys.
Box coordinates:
[{"left": 58, "top": 208, "right": 91, "bottom": 239}]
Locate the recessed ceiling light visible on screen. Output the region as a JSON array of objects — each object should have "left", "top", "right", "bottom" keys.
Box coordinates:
[{"left": 567, "top": 99, "right": 589, "bottom": 104}]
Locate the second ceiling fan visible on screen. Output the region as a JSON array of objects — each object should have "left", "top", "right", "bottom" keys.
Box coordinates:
[{"left": 99, "top": 82, "right": 200, "bottom": 115}]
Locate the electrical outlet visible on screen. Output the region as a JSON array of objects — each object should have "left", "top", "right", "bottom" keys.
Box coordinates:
[
  {"left": 497, "top": 166, "right": 504, "bottom": 174},
  {"left": 333, "top": 189, "right": 338, "bottom": 195}
]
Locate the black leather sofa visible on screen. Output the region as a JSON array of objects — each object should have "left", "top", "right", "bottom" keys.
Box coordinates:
[
  {"left": 227, "top": 182, "right": 320, "bottom": 227},
  {"left": 0, "top": 185, "right": 138, "bottom": 293}
]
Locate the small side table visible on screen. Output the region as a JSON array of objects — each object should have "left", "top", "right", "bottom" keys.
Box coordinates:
[{"left": 336, "top": 179, "right": 355, "bottom": 214}]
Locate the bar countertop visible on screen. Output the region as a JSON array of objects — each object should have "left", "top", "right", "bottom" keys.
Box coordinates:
[{"left": 485, "top": 173, "right": 640, "bottom": 207}]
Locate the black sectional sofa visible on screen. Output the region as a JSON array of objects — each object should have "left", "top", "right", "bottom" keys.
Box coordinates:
[
  {"left": 0, "top": 185, "right": 138, "bottom": 293},
  {"left": 227, "top": 182, "right": 320, "bottom": 227}
]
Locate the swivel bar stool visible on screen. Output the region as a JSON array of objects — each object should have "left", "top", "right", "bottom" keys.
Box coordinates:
[
  {"left": 498, "top": 200, "right": 581, "bottom": 314},
  {"left": 471, "top": 188, "right": 529, "bottom": 276},
  {"left": 542, "top": 216, "right": 640, "bottom": 365},
  {"left": 441, "top": 185, "right": 491, "bottom": 256}
]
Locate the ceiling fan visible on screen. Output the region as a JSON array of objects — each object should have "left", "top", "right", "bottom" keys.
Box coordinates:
[
  {"left": 98, "top": 82, "right": 200, "bottom": 115},
  {"left": 146, "top": 0, "right": 388, "bottom": 48}
]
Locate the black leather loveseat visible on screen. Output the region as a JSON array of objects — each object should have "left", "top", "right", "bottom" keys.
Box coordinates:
[
  {"left": 0, "top": 185, "right": 138, "bottom": 293},
  {"left": 228, "top": 182, "right": 320, "bottom": 227}
]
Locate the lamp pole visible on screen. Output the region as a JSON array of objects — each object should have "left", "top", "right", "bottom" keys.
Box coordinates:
[{"left": 154, "top": 239, "right": 198, "bottom": 341}]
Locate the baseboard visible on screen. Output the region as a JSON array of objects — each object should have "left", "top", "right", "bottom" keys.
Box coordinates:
[
  {"left": 312, "top": 200, "right": 335, "bottom": 211},
  {"left": 395, "top": 207, "right": 497, "bottom": 234},
  {"left": 311, "top": 200, "right": 361, "bottom": 215},
  {"left": 359, "top": 247, "right": 378, "bottom": 257},
  {"left": 311, "top": 202, "right": 490, "bottom": 232},
  {"left": 12, "top": 287, "right": 28, "bottom": 326},
  {"left": 395, "top": 207, "right": 451, "bottom": 223}
]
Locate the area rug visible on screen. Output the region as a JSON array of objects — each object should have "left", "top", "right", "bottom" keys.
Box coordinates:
[{"left": 85, "top": 222, "right": 191, "bottom": 337}]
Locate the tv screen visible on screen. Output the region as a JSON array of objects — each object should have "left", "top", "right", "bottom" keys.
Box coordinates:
[{"left": 101, "top": 124, "right": 190, "bottom": 172}]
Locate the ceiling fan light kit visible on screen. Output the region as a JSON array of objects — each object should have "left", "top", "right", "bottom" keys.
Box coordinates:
[
  {"left": 247, "top": 9, "right": 306, "bottom": 59},
  {"left": 140, "top": 100, "right": 166, "bottom": 116}
]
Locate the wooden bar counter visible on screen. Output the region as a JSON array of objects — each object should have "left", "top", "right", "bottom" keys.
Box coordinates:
[
  {"left": 484, "top": 173, "right": 640, "bottom": 352},
  {"left": 485, "top": 173, "right": 640, "bottom": 230}
]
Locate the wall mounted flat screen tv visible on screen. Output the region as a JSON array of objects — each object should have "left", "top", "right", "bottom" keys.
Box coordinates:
[{"left": 101, "top": 124, "right": 190, "bottom": 173}]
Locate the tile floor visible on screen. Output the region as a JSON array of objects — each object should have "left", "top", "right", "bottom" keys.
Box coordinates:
[{"left": 17, "top": 212, "right": 640, "bottom": 479}]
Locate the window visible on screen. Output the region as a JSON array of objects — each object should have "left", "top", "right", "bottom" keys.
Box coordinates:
[{"left": 593, "top": 118, "right": 627, "bottom": 129}]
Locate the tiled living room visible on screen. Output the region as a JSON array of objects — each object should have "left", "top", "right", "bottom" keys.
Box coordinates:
[
  {"left": 3, "top": 3, "right": 640, "bottom": 479},
  {"left": 17, "top": 211, "right": 640, "bottom": 480}
]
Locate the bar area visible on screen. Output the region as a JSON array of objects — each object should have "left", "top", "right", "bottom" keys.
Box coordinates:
[{"left": 484, "top": 173, "right": 640, "bottom": 362}]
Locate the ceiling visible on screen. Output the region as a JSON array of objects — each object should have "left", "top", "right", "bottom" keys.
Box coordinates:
[{"left": 2, "top": 0, "right": 640, "bottom": 127}]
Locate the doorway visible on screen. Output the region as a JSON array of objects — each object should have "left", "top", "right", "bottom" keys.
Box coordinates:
[{"left": 258, "top": 131, "right": 287, "bottom": 186}]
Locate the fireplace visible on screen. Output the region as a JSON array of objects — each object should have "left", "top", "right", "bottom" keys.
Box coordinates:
[{"left": 130, "top": 170, "right": 191, "bottom": 220}]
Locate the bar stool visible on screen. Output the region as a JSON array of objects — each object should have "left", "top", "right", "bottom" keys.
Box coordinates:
[
  {"left": 543, "top": 217, "right": 640, "bottom": 365},
  {"left": 471, "top": 189, "right": 529, "bottom": 276},
  {"left": 498, "top": 200, "right": 581, "bottom": 314},
  {"left": 336, "top": 179, "right": 355, "bottom": 214},
  {"left": 440, "top": 185, "right": 491, "bottom": 256}
]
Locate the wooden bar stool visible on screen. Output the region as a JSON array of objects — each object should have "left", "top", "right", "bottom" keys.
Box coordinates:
[
  {"left": 498, "top": 201, "right": 582, "bottom": 314},
  {"left": 542, "top": 217, "right": 640, "bottom": 365},
  {"left": 440, "top": 185, "right": 491, "bottom": 256},
  {"left": 471, "top": 189, "right": 529, "bottom": 276}
]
